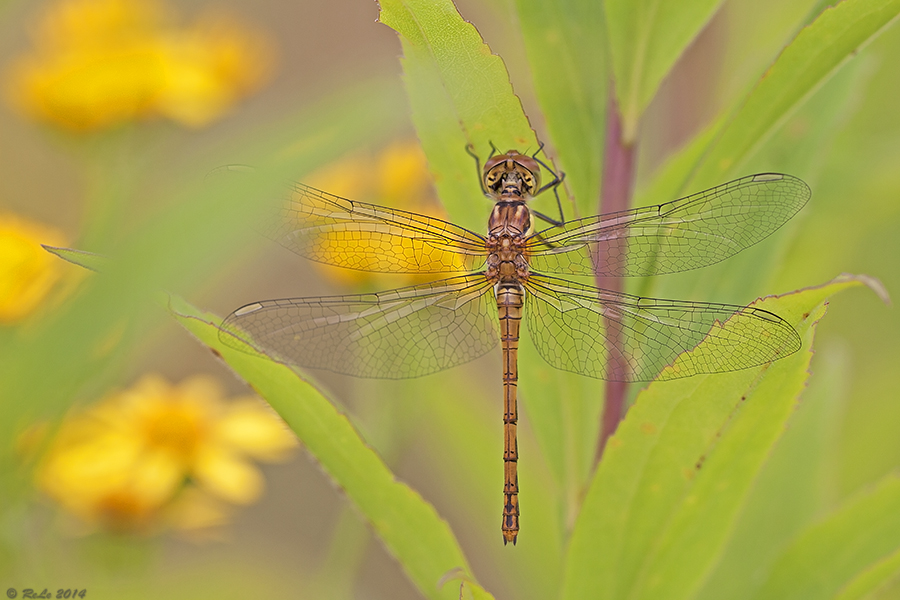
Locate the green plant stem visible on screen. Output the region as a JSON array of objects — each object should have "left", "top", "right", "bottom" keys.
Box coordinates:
[{"left": 78, "top": 133, "right": 137, "bottom": 253}]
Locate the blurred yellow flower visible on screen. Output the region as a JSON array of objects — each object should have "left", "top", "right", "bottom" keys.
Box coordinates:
[
  {"left": 0, "top": 213, "right": 66, "bottom": 323},
  {"left": 34, "top": 374, "right": 296, "bottom": 534},
  {"left": 306, "top": 140, "right": 463, "bottom": 289},
  {"left": 6, "top": 0, "right": 274, "bottom": 132}
]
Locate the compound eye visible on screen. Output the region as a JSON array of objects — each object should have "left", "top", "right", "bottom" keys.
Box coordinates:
[
  {"left": 485, "top": 167, "right": 504, "bottom": 187},
  {"left": 521, "top": 172, "right": 537, "bottom": 194}
]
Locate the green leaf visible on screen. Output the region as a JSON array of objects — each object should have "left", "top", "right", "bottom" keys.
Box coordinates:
[
  {"left": 834, "top": 547, "right": 900, "bottom": 600},
  {"left": 512, "top": 0, "right": 607, "bottom": 218},
  {"left": 168, "top": 295, "right": 494, "bottom": 600},
  {"left": 378, "top": 0, "right": 543, "bottom": 231},
  {"left": 753, "top": 473, "right": 900, "bottom": 600},
  {"left": 605, "top": 0, "right": 726, "bottom": 142},
  {"left": 631, "top": 113, "right": 726, "bottom": 210},
  {"left": 693, "top": 342, "right": 849, "bottom": 600},
  {"left": 561, "top": 276, "right": 863, "bottom": 600},
  {"left": 651, "top": 50, "right": 873, "bottom": 313},
  {"left": 704, "top": 54, "right": 873, "bottom": 301},
  {"left": 42, "top": 245, "right": 109, "bottom": 272},
  {"left": 712, "top": 0, "right": 822, "bottom": 109},
  {"left": 689, "top": 0, "right": 900, "bottom": 188}
]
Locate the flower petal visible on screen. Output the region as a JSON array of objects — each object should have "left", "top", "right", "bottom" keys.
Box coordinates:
[
  {"left": 215, "top": 398, "right": 297, "bottom": 462},
  {"left": 193, "top": 444, "right": 263, "bottom": 505}
]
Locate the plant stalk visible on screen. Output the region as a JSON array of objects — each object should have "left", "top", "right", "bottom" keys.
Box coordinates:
[{"left": 595, "top": 88, "right": 636, "bottom": 463}]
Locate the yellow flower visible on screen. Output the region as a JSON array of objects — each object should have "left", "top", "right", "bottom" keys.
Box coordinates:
[
  {"left": 0, "top": 213, "right": 66, "bottom": 323},
  {"left": 6, "top": 0, "right": 274, "bottom": 132},
  {"left": 376, "top": 139, "right": 436, "bottom": 204},
  {"left": 306, "top": 140, "right": 463, "bottom": 289},
  {"left": 154, "top": 15, "right": 273, "bottom": 128},
  {"left": 34, "top": 374, "right": 296, "bottom": 534}
]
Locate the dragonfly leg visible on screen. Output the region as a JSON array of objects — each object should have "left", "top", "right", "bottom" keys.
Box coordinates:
[
  {"left": 465, "top": 144, "right": 490, "bottom": 197},
  {"left": 531, "top": 147, "right": 566, "bottom": 226},
  {"left": 531, "top": 207, "right": 565, "bottom": 228},
  {"left": 527, "top": 225, "right": 565, "bottom": 250}
]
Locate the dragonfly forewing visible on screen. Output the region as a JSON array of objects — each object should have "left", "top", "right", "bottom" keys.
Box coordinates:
[
  {"left": 526, "top": 173, "right": 810, "bottom": 278},
  {"left": 522, "top": 274, "right": 801, "bottom": 382},
  {"left": 262, "top": 183, "right": 487, "bottom": 274},
  {"left": 220, "top": 274, "right": 499, "bottom": 379}
]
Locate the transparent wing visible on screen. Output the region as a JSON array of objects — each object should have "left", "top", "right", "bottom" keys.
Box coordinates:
[
  {"left": 526, "top": 174, "right": 810, "bottom": 277},
  {"left": 522, "top": 274, "right": 800, "bottom": 382},
  {"left": 262, "top": 183, "right": 487, "bottom": 274},
  {"left": 219, "top": 274, "right": 498, "bottom": 379}
]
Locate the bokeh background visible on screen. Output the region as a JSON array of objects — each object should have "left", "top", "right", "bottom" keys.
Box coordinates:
[{"left": 1, "top": 0, "right": 898, "bottom": 598}]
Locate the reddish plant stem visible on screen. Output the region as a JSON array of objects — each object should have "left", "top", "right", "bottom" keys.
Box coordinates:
[{"left": 595, "top": 89, "right": 636, "bottom": 463}]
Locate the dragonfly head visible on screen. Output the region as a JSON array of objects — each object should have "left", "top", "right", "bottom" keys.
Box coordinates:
[{"left": 483, "top": 150, "right": 541, "bottom": 199}]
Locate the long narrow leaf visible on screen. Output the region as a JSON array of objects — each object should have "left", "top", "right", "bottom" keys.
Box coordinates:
[
  {"left": 561, "top": 276, "right": 864, "bottom": 600},
  {"left": 378, "top": 0, "right": 541, "bottom": 231},
  {"left": 512, "top": 0, "right": 607, "bottom": 218},
  {"left": 169, "top": 295, "right": 494, "bottom": 600},
  {"left": 689, "top": 0, "right": 900, "bottom": 188},
  {"left": 605, "top": 0, "right": 726, "bottom": 142},
  {"left": 754, "top": 473, "right": 900, "bottom": 600}
]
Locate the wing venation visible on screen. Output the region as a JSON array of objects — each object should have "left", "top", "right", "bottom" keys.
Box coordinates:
[
  {"left": 263, "top": 183, "right": 487, "bottom": 274},
  {"left": 522, "top": 274, "right": 800, "bottom": 382},
  {"left": 220, "top": 274, "right": 499, "bottom": 379},
  {"left": 526, "top": 174, "right": 810, "bottom": 277}
]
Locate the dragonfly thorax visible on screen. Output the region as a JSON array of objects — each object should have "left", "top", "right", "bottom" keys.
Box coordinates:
[
  {"left": 483, "top": 150, "right": 541, "bottom": 199},
  {"left": 486, "top": 200, "right": 532, "bottom": 283},
  {"left": 488, "top": 200, "right": 531, "bottom": 237}
]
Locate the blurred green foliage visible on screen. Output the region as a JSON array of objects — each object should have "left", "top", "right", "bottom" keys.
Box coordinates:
[{"left": 2, "top": 0, "right": 900, "bottom": 598}]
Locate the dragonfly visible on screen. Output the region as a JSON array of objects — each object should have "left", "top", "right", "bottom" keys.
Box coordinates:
[{"left": 219, "top": 149, "right": 810, "bottom": 545}]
